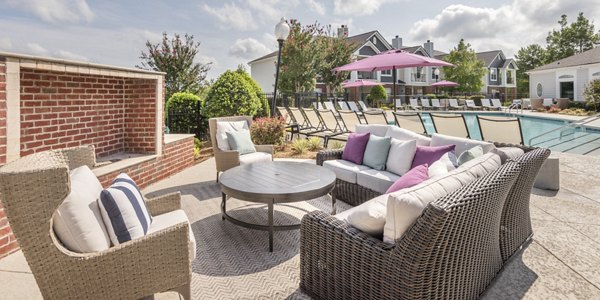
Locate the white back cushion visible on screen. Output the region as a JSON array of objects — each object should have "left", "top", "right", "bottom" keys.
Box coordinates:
[
  {"left": 98, "top": 173, "right": 153, "bottom": 245},
  {"left": 385, "top": 126, "right": 431, "bottom": 146},
  {"left": 355, "top": 124, "right": 389, "bottom": 137},
  {"left": 53, "top": 165, "right": 111, "bottom": 253},
  {"left": 430, "top": 133, "right": 495, "bottom": 156},
  {"left": 386, "top": 139, "right": 417, "bottom": 176},
  {"left": 383, "top": 152, "right": 501, "bottom": 243},
  {"left": 216, "top": 120, "right": 249, "bottom": 151},
  {"left": 335, "top": 194, "right": 388, "bottom": 236}
]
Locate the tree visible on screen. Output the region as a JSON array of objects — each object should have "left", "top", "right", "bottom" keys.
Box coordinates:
[
  {"left": 515, "top": 44, "right": 547, "bottom": 95},
  {"left": 546, "top": 13, "right": 600, "bottom": 62},
  {"left": 441, "top": 39, "right": 486, "bottom": 93},
  {"left": 368, "top": 85, "right": 387, "bottom": 107},
  {"left": 165, "top": 92, "right": 201, "bottom": 134},
  {"left": 278, "top": 20, "right": 323, "bottom": 93},
  {"left": 203, "top": 70, "right": 262, "bottom": 118},
  {"left": 236, "top": 66, "right": 269, "bottom": 117},
  {"left": 138, "top": 33, "right": 212, "bottom": 100},
  {"left": 583, "top": 79, "right": 600, "bottom": 111},
  {"left": 316, "top": 26, "right": 355, "bottom": 95}
]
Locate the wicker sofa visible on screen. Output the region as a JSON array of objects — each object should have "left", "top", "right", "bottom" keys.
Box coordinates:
[
  {"left": 304, "top": 130, "right": 550, "bottom": 299},
  {"left": 0, "top": 146, "right": 193, "bottom": 299}
]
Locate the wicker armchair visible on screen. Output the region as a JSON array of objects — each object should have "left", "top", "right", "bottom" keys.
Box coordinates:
[
  {"left": 300, "top": 161, "right": 522, "bottom": 300},
  {"left": 209, "top": 116, "right": 274, "bottom": 181},
  {"left": 0, "top": 146, "right": 192, "bottom": 300}
]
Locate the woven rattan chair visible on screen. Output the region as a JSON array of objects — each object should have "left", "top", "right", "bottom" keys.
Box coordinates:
[
  {"left": 392, "top": 111, "right": 427, "bottom": 135},
  {"left": 0, "top": 146, "right": 192, "bottom": 299},
  {"left": 301, "top": 161, "right": 522, "bottom": 300},
  {"left": 209, "top": 116, "right": 274, "bottom": 180},
  {"left": 477, "top": 115, "right": 524, "bottom": 145},
  {"left": 430, "top": 113, "right": 470, "bottom": 138}
]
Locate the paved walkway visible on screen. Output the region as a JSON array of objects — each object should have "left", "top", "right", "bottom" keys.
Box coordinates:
[{"left": 1, "top": 155, "right": 599, "bottom": 299}]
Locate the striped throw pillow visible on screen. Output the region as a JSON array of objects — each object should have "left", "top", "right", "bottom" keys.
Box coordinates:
[{"left": 98, "top": 173, "right": 153, "bottom": 245}]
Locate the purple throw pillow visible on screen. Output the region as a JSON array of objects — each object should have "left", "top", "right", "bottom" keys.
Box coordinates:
[
  {"left": 411, "top": 144, "right": 456, "bottom": 169},
  {"left": 386, "top": 164, "right": 429, "bottom": 193},
  {"left": 342, "top": 132, "right": 371, "bottom": 164}
]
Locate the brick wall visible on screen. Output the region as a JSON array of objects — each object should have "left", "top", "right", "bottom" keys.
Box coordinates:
[
  {"left": 0, "top": 58, "right": 6, "bottom": 164},
  {"left": 124, "top": 79, "right": 156, "bottom": 154},
  {"left": 97, "top": 136, "right": 195, "bottom": 188}
]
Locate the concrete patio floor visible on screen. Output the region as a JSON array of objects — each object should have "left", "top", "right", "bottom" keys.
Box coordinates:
[{"left": 1, "top": 153, "right": 599, "bottom": 299}]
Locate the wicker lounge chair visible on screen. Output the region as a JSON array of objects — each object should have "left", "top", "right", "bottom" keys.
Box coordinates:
[
  {"left": 0, "top": 146, "right": 193, "bottom": 299},
  {"left": 362, "top": 110, "right": 389, "bottom": 125},
  {"left": 209, "top": 116, "right": 274, "bottom": 180},
  {"left": 430, "top": 113, "right": 470, "bottom": 138},
  {"left": 477, "top": 116, "right": 524, "bottom": 145},
  {"left": 392, "top": 111, "right": 427, "bottom": 135}
]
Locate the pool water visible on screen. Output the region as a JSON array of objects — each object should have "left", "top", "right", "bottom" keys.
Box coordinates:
[{"left": 418, "top": 112, "right": 600, "bottom": 155}]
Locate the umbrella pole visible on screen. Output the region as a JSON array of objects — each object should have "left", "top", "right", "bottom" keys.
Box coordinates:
[{"left": 393, "top": 66, "right": 397, "bottom": 112}]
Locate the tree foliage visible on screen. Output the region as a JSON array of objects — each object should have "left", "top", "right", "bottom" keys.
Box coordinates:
[
  {"left": 441, "top": 39, "right": 486, "bottom": 93},
  {"left": 368, "top": 85, "right": 387, "bottom": 107},
  {"left": 316, "top": 26, "right": 354, "bottom": 95},
  {"left": 546, "top": 13, "right": 600, "bottom": 62},
  {"left": 515, "top": 44, "right": 547, "bottom": 95},
  {"left": 203, "top": 70, "right": 262, "bottom": 118},
  {"left": 138, "top": 33, "right": 211, "bottom": 100},
  {"left": 236, "top": 66, "right": 269, "bottom": 117},
  {"left": 583, "top": 79, "right": 600, "bottom": 111},
  {"left": 165, "top": 92, "right": 201, "bottom": 134}
]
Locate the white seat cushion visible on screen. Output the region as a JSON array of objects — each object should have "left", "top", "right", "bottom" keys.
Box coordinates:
[
  {"left": 386, "top": 139, "right": 417, "bottom": 176},
  {"left": 355, "top": 124, "right": 389, "bottom": 137},
  {"left": 53, "top": 165, "right": 111, "bottom": 253},
  {"left": 148, "top": 209, "right": 196, "bottom": 260},
  {"left": 385, "top": 126, "right": 431, "bottom": 146},
  {"left": 239, "top": 152, "right": 272, "bottom": 165},
  {"left": 356, "top": 169, "right": 400, "bottom": 194},
  {"left": 383, "top": 152, "right": 502, "bottom": 243},
  {"left": 430, "top": 133, "right": 495, "bottom": 157},
  {"left": 216, "top": 120, "right": 249, "bottom": 151},
  {"left": 492, "top": 147, "right": 525, "bottom": 164},
  {"left": 335, "top": 194, "right": 388, "bottom": 236},
  {"left": 98, "top": 173, "right": 153, "bottom": 245},
  {"left": 323, "top": 159, "right": 371, "bottom": 184}
]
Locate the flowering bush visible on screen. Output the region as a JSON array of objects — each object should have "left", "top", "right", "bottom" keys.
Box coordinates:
[
  {"left": 250, "top": 117, "right": 286, "bottom": 145},
  {"left": 547, "top": 106, "right": 561, "bottom": 113}
]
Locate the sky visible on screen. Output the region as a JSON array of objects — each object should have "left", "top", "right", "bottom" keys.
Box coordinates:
[{"left": 1, "top": 0, "right": 599, "bottom": 80}]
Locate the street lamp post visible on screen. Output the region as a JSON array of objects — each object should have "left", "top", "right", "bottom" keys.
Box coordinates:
[
  {"left": 434, "top": 68, "right": 440, "bottom": 96},
  {"left": 272, "top": 18, "right": 290, "bottom": 117}
]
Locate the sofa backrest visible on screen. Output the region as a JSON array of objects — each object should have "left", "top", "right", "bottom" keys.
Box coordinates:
[
  {"left": 356, "top": 124, "right": 432, "bottom": 146},
  {"left": 430, "top": 133, "right": 495, "bottom": 157},
  {"left": 388, "top": 161, "right": 521, "bottom": 300}
]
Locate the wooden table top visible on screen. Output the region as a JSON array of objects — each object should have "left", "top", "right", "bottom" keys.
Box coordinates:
[{"left": 219, "top": 161, "right": 336, "bottom": 203}]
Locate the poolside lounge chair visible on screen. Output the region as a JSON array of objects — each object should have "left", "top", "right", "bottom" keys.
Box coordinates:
[
  {"left": 421, "top": 98, "right": 433, "bottom": 110},
  {"left": 481, "top": 99, "right": 497, "bottom": 110},
  {"left": 448, "top": 99, "right": 463, "bottom": 110},
  {"left": 311, "top": 101, "right": 324, "bottom": 110},
  {"left": 338, "top": 110, "right": 363, "bottom": 132},
  {"left": 430, "top": 113, "right": 470, "bottom": 138},
  {"left": 392, "top": 111, "right": 427, "bottom": 135},
  {"left": 477, "top": 115, "right": 524, "bottom": 145},
  {"left": 522, "top": 99, "right": 531, "bottom": 109},
  {"left": 316, "top": 109, "right": 349, "bottom": 146},
  {"left": 543, "top": 98, "right": 554, "bottom": 107},
  {"left": 362, "top": 110, "right": 389, "bottom": 125},
  {"left": 300, "top": 107, "right": 325, "bottom": 131},
  {"left": 338, "top": 101, "right": 351, "bottom": 111},
  {"left": 409, "top": 98, "right": 422, "bottom": 110},
  {"left": 491, "top": 99, "right": 508, "bottom": 110},
  {"left": 347, "top": 101, "right": 361, "bottom": 112},
  {"left": 276, "top": 106, "right": 299, "bottom": 139},
  {"left": 465, "top": 99, "right": 482, "bottom": 110},
  {"left": 431, "top": 98, "right": 444, "bottom": 110},
  {"left": 395, "top": 98, "right": 404, "bottom": 109},
  {"left": 0, "top": 146, "right": 194, "bottom": 300}
]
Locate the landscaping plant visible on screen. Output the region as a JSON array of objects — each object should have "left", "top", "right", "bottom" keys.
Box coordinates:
[
  {"left": 583, "top": 79, "right": 600, "bottom": 112},
  {"left": 165, "top": 92, "right": 201, "bottom": 134},
  {"left": 250, "top": 117, "right": 286, "bottom": 146},
  {"left": 236, "top": 66, "right": 269, "bottom": 117},
  {"left": 368, "top": 85, "right": 387, "bottom": 107},
  {"left": 291, "top": 138, "right": 309, "bottom": 155},
  {"left": 329, "top": 141, "right": 344, "bottom": 149},
  {"left": 307, "top": 137, "right": 322, "bottom": 151},
  {"left": 203, "top": 70, "right": 262, "bottom": 118}
]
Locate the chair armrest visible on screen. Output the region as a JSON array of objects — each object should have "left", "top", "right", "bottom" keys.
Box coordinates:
[
  {"left": 316, "top": 149, "right": 343, "bottom": 166},
  {"left": 214, "top": 149, "right": 241, "bottom": 172},
  {"left": 493, "top": 142, "right": 537, "bottom": 153},
  {"left": 145, "top": 192, "right": 181, "bottom": 216},
  {"left": 255, "top": 144, "right": 274, "bottom": 155}
]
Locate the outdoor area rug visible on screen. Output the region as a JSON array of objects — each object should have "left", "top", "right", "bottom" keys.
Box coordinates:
[{"left": 148, "top": 180, "right": 352, "bottom": 299}]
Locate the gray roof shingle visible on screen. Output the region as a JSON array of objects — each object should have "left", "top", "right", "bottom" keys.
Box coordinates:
[{"left": 530, "top": 46, "right": 600, "bottom": 72}]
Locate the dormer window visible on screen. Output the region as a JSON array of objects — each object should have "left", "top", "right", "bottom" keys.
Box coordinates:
[
  {"left": 490, "top": 68, "right": 497, "bottom": 81},
  {"left": 372, "top": 37, "right": 377, "bottom": 45}
]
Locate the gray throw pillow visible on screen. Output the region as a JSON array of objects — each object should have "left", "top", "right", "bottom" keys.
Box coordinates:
[
  {"left": 458, "top": 145, "right": 484, "bottom": 165},
  {"left": 226, "top": 129, "right": 256, "bottom": 155},
  {"left": 362, "top": 135, "right": 392, "bottom": 170}
]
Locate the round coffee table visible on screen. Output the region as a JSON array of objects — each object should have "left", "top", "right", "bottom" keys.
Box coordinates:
[{"left": 219, "top": 161, "right": 336, "bottom": 252}]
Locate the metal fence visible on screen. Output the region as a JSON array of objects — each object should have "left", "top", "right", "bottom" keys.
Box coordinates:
[{"left": 166, "top": 101, "right": 207, "bottom": 140}]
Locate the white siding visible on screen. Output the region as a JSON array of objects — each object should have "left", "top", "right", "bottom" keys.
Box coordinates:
[
  {"left": 249, "top": 57, "right": 276, "bottom": 93},
  {"left": 529, "top": 72, "right": 556, "bottom": 98},
  {"left": 576, "top": 68, "right": 588, "bottom": 101}
]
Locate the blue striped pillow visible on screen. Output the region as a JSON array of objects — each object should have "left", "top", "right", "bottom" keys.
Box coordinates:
[{"left": 98, "top": 173, "right": 153, "bottom": 245}]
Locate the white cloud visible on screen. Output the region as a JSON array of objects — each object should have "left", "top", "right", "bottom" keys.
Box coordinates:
[
  {"left": 197, "top": 55, "right": 218, "bottom": 69},
  {"left": 4, "top": 0, "right": 94, "bottom": 23},
  {"left": 55, "top": 50, "right": 89, "bottom": 61},
  {"left": 334, "top": 0, "right": 396, "bottom": 16},
  {"left": 228, "top": 38, "right": 272, "bottom": 59},
  {"left": 0, "top": 38, "right": 12, "bottom": 50},
  {"left": 306, "top": 0, "right": 326, "bottom": 16},
  {"left": 202, "top": 3, "right": 258, "bottom": 31},
  {"left": 408, "top": 0, "right": 600, "bottom": 57},
  {"left": 26, "top": 43, "right": 49, "bottom": 55}
]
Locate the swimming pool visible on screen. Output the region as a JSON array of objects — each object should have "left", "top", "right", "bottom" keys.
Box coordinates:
[{"left": 418, "top": 112, "right": 600, "bottom": 155}]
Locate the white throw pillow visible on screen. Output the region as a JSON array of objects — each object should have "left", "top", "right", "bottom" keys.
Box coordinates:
[
  {"left": 386, "top": 139, "right": 417, "bottom": 176},
  {"left": 335, "top": 194, "right": 388, "bottom": 236},
  {"left": 428, "top": 152, "right": 458, "bottom": 178},
  {"left": 385, "top": 126, "right": 431, "bottom": 146},
  {"left": 430, "top": 133, "right": 494, "bottom": 157},
  {"left": 216, "top": 120, "right": 249, "bottom": 151},
  {"left": 52, "top": 165, "right": 111, "bottom": 253},
  {"left": 383, "top": 152, "right": 501, "bottom": 243},
  {"left": 98, "top": 173, "right": 153, "bottom": 245}
]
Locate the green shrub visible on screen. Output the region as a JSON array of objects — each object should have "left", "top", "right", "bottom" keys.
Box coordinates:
[
  {"left": 369, "top": 85, "right": 387, "bottom": 107},
  {"left": 203, "top": 70, "right": 262, "bottom": 118},
  {"left": 165, "top": 92, "right": 201, "bottom": 134},
  {"left": 583, "top": 79, "right": 600, "bottom": 112},
  {"left": 307, "top": 137, "right": 322, "bottom": 151},
  {"left": 236, "top": 68, "right": 269, "bottom": 117},
  {"left": 291, "top": 138, "right": 309, "bottom": 155},
  {"left": 330, "top": 141, "right": 344, "bottom": 149},
  {"left": 425, "top": 93, "right": 437, "bottom": 99},
  {"left": 250, "top": 117, "right": 286, "bottom": 145}
]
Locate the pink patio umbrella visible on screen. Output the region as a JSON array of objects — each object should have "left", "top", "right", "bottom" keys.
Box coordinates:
[
  {"left": 342, "top": 79, "right": 382, "bottom": 101},
  {"left": 334, "top": 49, "right": 454, "bottom": 111},
  {"left": 431, "top": 80, "right": 459, "bottom": 87}
]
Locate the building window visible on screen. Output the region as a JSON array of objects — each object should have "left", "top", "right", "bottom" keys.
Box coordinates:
[
  {"left": 506, "top": 69, "right": 514, "bottom": 84},
  {"left": 410, "top": 67, "right": 426, "bottom": 82},
  {"left": 381, "top": 69, "right": 391, "bottom": 76},
  {"left": 372, "top": 37, "right": 377, "bottom": 45},
  {"left": 536, "top": 83, "right": 543, "bottom": 97},
  {"left": 593, "top": 71, "right": 600, "bottom": 77},
  {"left": 490, "top": 68, "right": 497, "bottom": 81}
]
